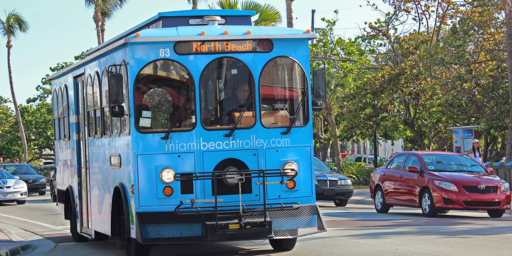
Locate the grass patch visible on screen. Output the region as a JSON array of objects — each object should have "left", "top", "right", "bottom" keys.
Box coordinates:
[{"left": 353, "top": 185, "right": 369, "bottom": 190}]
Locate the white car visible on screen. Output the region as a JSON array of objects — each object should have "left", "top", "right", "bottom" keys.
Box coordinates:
[{"left": 0, "top": 168, "right": 28, "bottom": 204}]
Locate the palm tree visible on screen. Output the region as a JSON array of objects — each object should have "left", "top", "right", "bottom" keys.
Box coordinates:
[
  {"left": 0, "top": 10, "right": 29, "bottom": 163},
  {"left": 209, "top": 0, "right": 282, "bottom": 26},
  {"left": 187, "top": 0, "right": 203, "bottom": 9},
  {"left": 286, "top": 0, "right": 294, "bottom": 28},
  {"left": 501, "top": 0, "right": 512, "bottom": 163},
  {"left": 85, "top": 0, "right": 128, "bottom": 45}
]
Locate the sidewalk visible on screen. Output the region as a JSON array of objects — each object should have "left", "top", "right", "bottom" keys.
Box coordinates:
[
  {"left": 0, "top": 226, "right": 32, "bottom": 256},
  {"left": 348, "top": 188, "right": 373, "bottom": 205}
]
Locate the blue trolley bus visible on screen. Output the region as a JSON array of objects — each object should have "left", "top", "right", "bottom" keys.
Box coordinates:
[{"left": 49, "top": 9, "right": 327, "bottom": 255}]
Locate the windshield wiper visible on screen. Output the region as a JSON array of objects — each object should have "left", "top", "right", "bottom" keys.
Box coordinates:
[
  {"left": 224, "top": 94, "right": 254, "bottom": 138},
  {"left": 281, "top": 92, "right": 306, "bottom": 135},
  {"left": 161, "top": 93, "right": 191, "bottom": 143}
]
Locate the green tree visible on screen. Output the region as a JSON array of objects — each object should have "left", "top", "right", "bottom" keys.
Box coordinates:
[
  {"left": 310, "top": 13, "right": 378, "bottom": 171},
  {"left": 85, "top": 0, "right": 129, "bottom": 45},
  {"left": 209, "top": 0, "right": 282, "bottom": 26},
  {"left": 1, "top": 9, "right": 29, "bottom": 163}
]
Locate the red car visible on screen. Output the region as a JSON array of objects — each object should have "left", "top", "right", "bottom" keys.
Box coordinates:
[{"left": 370, "top": 152, "right": 511, "bottom": 218}]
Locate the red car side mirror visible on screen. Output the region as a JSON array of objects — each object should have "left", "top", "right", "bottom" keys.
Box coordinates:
[
  {"left": 408, "top": 166, "right": 420, "bottom": 173},
  {"left": 486, "top": 168, "right": 494, "bottom": 173}
]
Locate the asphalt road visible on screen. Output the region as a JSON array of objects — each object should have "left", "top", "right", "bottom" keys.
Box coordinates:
[{"left": 1, "top": 191, "right": 512, "bottom": 256}]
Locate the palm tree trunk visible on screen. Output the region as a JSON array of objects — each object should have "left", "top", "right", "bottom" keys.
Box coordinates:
[
  {"left": 503, "top": 0, "right": 512, "bottom": 163},
  {"left": 7, "top": 44, "right": 28, "bottom": 163},
  {"left": 193, "top": 0, "right": 198, "bottom": 9},
  {"left": 101, "top": 18, "right": 106, "bottom": 44},
  {"left": 94, "top": 5, "right": 102, "bottom": 45},
  {"left": 286, "top": 0, "right": 294, "bottom": 28}
]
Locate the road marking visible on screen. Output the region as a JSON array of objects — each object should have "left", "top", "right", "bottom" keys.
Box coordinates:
[{"left": 0, "top": 213, "right": 67, "bottom": 232}]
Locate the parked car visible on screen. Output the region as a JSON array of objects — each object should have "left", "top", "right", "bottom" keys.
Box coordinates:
[
  {"left": 314, "top": 157, "right": 354, "bottom": 206},
  {"left": 370, "top": 152, "right": 511, "bottom": 218},
  {"left": 0, "top": 168, "right": 28, "bottom": 204},
  {"left": 2, "top": 164, "right": 47, "bottom": 195}
]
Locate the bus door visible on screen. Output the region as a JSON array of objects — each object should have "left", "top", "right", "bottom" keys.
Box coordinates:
[{"left": 75, "top": 75, "right": 92, "bottom": 235}]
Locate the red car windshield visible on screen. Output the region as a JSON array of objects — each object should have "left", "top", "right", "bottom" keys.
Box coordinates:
[{"left": 421, "top": 154, "right": 486, "bottom": 173}]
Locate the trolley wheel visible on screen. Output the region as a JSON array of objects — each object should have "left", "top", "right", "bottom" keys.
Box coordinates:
[
  {"left": 117, "top": 198, "right": 150, "bottom": 256},
  {"left": 70, "top": 202, "right": 88, "bottom": 242},
  {"left": 269, "top": 238, "right": 297, "bottom": 251}
]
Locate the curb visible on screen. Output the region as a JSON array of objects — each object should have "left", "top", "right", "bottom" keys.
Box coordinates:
[
  {"left": 0, "top": 243, "right": 33, "bottom": 256},
  {"left": 348, "top": 198, "right": 374, "bottom": 205}
]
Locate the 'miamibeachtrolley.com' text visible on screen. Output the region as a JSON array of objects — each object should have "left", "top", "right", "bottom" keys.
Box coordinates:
[{"left": 165, "top": 136, "right": 291, "bottom": 151}]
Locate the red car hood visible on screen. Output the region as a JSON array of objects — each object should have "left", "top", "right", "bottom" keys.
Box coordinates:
[{"left": 429, "top": 171, "right": 504, "bottom": 185}]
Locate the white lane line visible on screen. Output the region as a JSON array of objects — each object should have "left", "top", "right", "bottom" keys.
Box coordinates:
[{"left": 0, "top": 213, "right": 67, "bottom": 232}]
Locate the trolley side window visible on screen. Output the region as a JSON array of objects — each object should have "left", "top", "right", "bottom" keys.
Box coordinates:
[
  {"left": 134, "top": 60, "right": 196, "bottom": 132},
  {"left": 101, "top": 68, "right": 111, "bottom": 137},
  {"left": 63, "top": 85, "right": 69, "bottom": 140},
  {"left": 93, "top": 72, "right": 102, "bottom": 137},
  {"left": 259, "top": 57, "right": 309, "bottom": 128},
  {"left": 53, "top": 90, "right": 60, "bottom": 141},
  {"left": 199, "top": 57, "right": 255, "bottom": 130},
  {"left": 120, "top": 61, "right": 130, "bottom": 135},
  {"left": 58, "top": 87, "right": 64, "bottom": 140},
  {"left": 86, "top": 75, "right": 95, "bottom": 138}
]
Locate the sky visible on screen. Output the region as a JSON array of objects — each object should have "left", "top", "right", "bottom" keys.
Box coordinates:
[{"left": 0, "top": 0, "right": 383, "bottom": 106}]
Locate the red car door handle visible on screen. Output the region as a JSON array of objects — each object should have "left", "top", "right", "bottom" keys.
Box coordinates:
[{"left": 399, "top": 175, "right": 403, "bottom": 179}]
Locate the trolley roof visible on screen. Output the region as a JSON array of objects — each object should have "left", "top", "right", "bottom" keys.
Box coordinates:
[{"left": 48, "top": 10, "right": 317, "bottom": 80}]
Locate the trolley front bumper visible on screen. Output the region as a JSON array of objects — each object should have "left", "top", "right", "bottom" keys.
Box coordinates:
[{"left": 135, "top": 204, "right": 325, "bottom": 244}]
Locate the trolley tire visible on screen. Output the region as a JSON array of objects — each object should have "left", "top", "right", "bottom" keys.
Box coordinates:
[
  {"left": 70, "top": 201, "right": 88, "bottom": 242},
  {"left": 116, "top": 190, "right": 150, "bottom": 256},
  {"left": 269, "top": 238, "right": 297, "bottom": 251}
]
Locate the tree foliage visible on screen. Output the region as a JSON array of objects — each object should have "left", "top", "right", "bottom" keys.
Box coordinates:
[{"left": 311, "top": 0, "right": 509, "bottom": 162}]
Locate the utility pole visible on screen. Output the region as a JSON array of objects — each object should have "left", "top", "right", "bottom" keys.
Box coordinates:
[{"left": 311, "top": 9, "right": 316, "bottom": 32}]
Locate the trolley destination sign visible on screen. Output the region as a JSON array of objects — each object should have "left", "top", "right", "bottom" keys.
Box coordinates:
[{"left": 175, "top": 39, "right": 273, "bottom": 55}]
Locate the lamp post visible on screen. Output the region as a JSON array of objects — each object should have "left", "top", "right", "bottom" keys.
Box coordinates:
[{"left": 373, "top": 102, "right": 378, "bottom": 168}]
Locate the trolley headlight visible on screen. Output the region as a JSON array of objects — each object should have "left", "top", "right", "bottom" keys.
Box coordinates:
[
  {"left": 282, "top": 161, "right": 298, "bottom": 178},
  {"left": 159, "top": 168, "right": 176, "bottom": 184},
  {"left": 501, "top": 182, "right": 510, "bottom": 193}
]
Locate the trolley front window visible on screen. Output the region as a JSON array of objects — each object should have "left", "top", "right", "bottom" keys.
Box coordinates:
[
  {"left": 200, "top": 57, "right": 255, "bottom": 130},
  {"left": 134, "top": 60, "right": 196, "bottom": 133},
  {"left": 259, "top": 57, "right": 308, "bottom": 128}
]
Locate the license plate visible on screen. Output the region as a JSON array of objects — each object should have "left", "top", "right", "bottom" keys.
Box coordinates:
[{"left": 324, "top": 188, "right": 335, "bottom": 196}]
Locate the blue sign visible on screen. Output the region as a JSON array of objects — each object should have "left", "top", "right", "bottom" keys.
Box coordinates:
[
  {"left": 463, "top": 129, "right": 474, "bottom": 138},
  {"left": 452, "top": 129, "right": 462, "bottom": 135}
]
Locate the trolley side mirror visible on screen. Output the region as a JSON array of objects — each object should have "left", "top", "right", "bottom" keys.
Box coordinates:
[
  {"left": 109, "top": 73, "right": 125, "bottom": 118},
  {"left": 312, "top": 69, "right": 326, "bottom": 111}
]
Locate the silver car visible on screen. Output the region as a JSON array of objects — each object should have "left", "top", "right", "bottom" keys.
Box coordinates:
[{"left": 0, "top": 168, "right": 28, "bottom": 204}]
